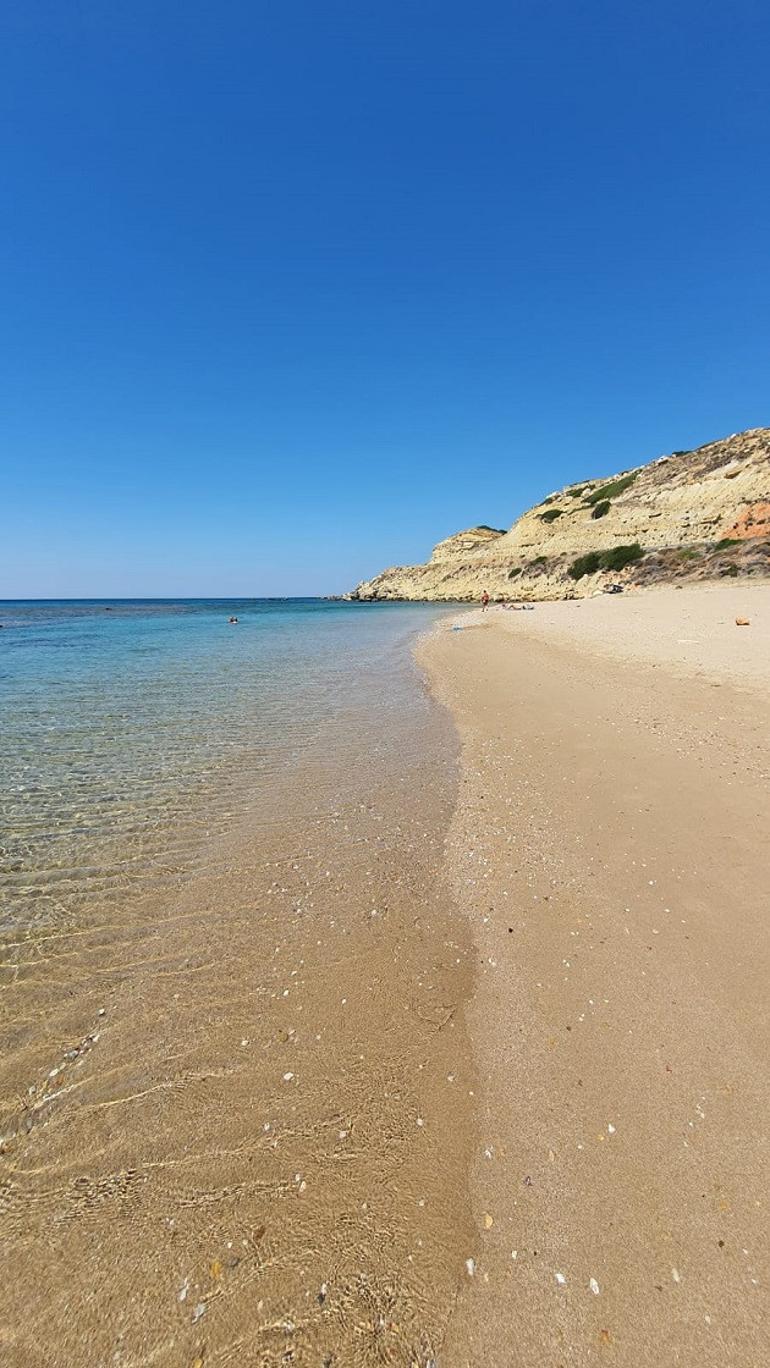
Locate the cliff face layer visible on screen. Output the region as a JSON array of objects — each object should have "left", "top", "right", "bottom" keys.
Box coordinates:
[{"left": 350, "top": 428, "right": 770, "bottom": 601}]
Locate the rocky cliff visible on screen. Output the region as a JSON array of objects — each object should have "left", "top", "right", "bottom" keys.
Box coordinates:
[{"left": 350, "top": 427, "right": 770, "bottom": 601}]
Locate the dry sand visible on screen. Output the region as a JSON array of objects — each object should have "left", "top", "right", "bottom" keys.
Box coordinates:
[
  {"left": 475, "top": 581, "right": 770, "bottom": 692},
  {"left": 420, "top": 583, "right": 770, "bottom": 1366}
]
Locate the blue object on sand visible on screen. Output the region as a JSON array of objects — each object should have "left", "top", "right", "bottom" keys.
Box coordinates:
[{"left": 451, "top": 625, "right": 464, "bottom": 631}]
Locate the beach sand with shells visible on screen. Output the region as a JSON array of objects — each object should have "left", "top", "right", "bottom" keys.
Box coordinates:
[{"left": 420, "top": 583, "right": 770, "bottom": 1366}]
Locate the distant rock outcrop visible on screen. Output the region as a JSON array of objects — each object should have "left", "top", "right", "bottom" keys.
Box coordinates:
[{"left": 349, "top": 428, "right": 770, "bottom": 601}]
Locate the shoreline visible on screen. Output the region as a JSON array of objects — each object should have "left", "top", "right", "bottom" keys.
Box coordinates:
[
  {"left": 419, "top": 582, "right": 770, "bottom": 1365},
  {"left": 5, "top": 587, "right": 769, "bottom": 1363}
]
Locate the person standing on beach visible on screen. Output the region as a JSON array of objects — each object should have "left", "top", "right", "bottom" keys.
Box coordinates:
[{"left": 481, "top": 590, "right": 490, "bottom": 611}]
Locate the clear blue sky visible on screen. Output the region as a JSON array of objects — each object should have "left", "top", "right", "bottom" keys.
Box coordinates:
[{"left": 2, "top": 0, "right": 768, "bottom": 597}]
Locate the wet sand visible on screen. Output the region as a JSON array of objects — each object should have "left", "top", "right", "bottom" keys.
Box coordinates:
[
  {"left": 1, "top": 654, "right": 477, "bottom": 1365},
  {"left": 420, "top": 584, "right": 770, "bottom": 1366}
]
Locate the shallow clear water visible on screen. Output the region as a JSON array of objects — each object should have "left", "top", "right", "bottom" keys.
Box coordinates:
[{"left": 0, "top": 598, "right": 452, "bottom": 930}]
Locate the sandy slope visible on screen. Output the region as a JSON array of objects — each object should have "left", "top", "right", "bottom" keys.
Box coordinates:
[{"left": 420, "top": 584, "right": 770, "bottom": 1367}]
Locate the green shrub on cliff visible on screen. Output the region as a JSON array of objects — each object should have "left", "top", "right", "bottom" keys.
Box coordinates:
[
  {"left": 568, "top": 543, "right": 644, "bottom": 579},
  {"left": 601, "top": 542, "right": 644, "bottom": 572},
  {"left": 585, "top": 472, "right": 637, "bottom": 504},
  {"left": 539, "top": 508, "right": 563, "bottom": 523},
  {"left": 568, "top": 551, "right": 602, "bottom": 579},
  {"left": 591, "top": 499, "right": 611, "bottom": 519}
]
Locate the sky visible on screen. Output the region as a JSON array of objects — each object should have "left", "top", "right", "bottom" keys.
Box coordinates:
[{"left": 1, "top": 0, "right": 768, "bottom": 597}]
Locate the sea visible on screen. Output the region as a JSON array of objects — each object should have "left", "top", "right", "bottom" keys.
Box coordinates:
[{"left": 0, "top": 598, "right": 454, "bottom": 933}]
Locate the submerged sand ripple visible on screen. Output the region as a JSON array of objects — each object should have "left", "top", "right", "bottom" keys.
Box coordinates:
[{"left": 1, "top": 679, "right": 477, "bottom": 1366}]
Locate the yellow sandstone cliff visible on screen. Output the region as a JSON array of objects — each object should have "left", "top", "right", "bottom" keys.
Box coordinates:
[{"left": 350, "top": 427, "right": 770, "bottom": 601}]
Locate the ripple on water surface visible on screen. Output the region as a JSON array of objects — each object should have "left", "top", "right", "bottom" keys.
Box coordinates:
[{"left": 0, "top": 598, "right": 452, "bottom": 932}]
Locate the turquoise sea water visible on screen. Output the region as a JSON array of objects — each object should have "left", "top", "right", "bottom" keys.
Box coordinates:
[{"left": 0, "top": 598, "right": 452, "bottom": 931}]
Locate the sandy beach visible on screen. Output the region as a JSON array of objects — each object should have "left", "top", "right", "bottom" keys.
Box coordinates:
[
  {"left": 420, "top": 583, "right": 770, "bottom": 1365},
  {"left": 3, "top": 584, "right": 769, "bottom": 1365}
]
